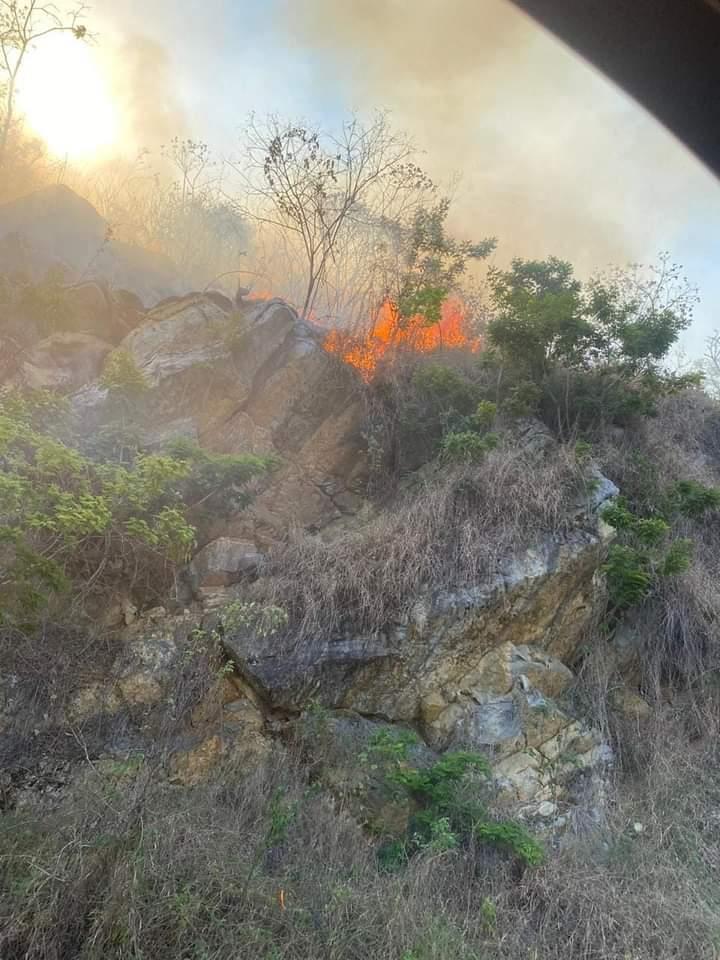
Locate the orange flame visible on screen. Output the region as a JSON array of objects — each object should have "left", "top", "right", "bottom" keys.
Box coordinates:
[{"left": 324, "top": 296, "right": 481, "bottom": 381}]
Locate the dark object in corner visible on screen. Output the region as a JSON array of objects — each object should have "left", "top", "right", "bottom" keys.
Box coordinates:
[{"left": 510, "top": 0, "right": 720, "bottom": 178}]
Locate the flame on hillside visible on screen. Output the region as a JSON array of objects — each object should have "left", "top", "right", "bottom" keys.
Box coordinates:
[{"left": 323, "top": 296, "right": 481, "bottom": 380}]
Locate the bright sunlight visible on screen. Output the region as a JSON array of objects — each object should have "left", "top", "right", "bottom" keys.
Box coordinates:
[{"left": 15, "top": 32, "right": 119, "bottom": 160}]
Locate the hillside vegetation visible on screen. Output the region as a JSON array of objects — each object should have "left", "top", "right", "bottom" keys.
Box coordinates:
[{"left": 2, "top": 94, "right": 720, "bottom": 958}]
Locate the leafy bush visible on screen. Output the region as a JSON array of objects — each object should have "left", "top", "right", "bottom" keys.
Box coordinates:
[
  {"left": 395, "top": 198, "right": 495, "bottom": 325},
  {"left": 363, "top": 730, "right": 543, "bottom": 870},
  {"left": 440, "top": 429, "right": 498, "bottom": 462},
  {"left": 486, "top": 255, "right": 699, "bottom": 435},
  {"left": 601, "top": 485, "right": 718, "bottom": 614},
  {"left": 0, "top": 388, "right": 272, "bottom": 624},
  {"left": 165, "top": 438, "right": 276, "bottom": 519}
]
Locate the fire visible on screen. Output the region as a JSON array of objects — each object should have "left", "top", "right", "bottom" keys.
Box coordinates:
[{"left": 324, "top": 296, "right": 481, "bottom": 380}]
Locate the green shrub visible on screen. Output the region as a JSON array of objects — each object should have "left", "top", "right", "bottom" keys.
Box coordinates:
[
  {"left": 0, "top": 388, "right": 273, "bottom": 625},
  {"left": 666, "top": 479, "right": 720, "bottom": 519},
  {"left": 486, "top": 255, "right": 698, "bottom": 435},
  {"left": 600, "top": 482, "right": 718, "bottom": 614},
  {"left": 603, "top": 544, "right": 654, "bottom": 610},
  {"left": 440, "top": 429, "right": 498, "bottom": 462},
  {"left": 99, "top": 348, "right": 149, "bottom": 395},
  {"left": 362, "top": 734, "right": 543, "bottom": 869}
]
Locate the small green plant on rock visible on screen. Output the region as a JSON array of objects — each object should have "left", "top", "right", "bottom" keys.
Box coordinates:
[
  {"left": 100, "top": 349, "right": 149, "bottom": 395},
  {"left": 362, "top": 730, "right": 543, "bottom": 870},
  {"left": 218, "top": 600, "right": 288, "bottom": 638}
]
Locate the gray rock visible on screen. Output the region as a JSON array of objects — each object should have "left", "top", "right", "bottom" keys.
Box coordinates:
[
  {"left": 16, "top": 332, "right": 112, "bottom": 392},
  {"left": 189, "top": 537, "right": 264, "bottom": 591},
  {"left": 0, "top": 185, "right": 182, "bottom": 305}
]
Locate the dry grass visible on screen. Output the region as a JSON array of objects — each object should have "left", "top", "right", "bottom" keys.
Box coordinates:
[
  {"left": 596, "top": 389, "right": 720, "bottom": 691},
  {"left": 3, "top": 697, "right": 720, "bottom": 960},
  {"left": 255, "top": 439, "right": 586, "bottom": 644}
]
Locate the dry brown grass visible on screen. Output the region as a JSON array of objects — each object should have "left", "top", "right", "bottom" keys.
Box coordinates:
[
  {"left": 255, "top": 439, "right": 586, "bottom": 645},
  {"left": 3, "top": 696, "right": 720, "bottom": 960},
  {"left": 596, "top": 389, "right": 720, "bottom": 691}
]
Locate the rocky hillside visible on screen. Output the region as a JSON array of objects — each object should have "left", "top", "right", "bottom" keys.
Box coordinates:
[
  {"left": 2, "top": 264, "right": 720, "bottom": 960},
  {"left": 1, "top": 283, "right": 621, "bottom": 818}
]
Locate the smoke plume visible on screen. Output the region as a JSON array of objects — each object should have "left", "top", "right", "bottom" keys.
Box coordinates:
[{"left": 278, "top": 0, "right": 719, "bottom": 273}]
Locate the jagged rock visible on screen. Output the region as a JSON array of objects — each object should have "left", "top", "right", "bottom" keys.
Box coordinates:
[
  {"left": 170, "top": 675, "right": 271, "bottom": 785},
  {"left": 586, "top": 465, "right": 620, "bottom": 510},
  {"left": 15, "top": 332, "right": 112, "bottom": 392},
  {"left": 169, "top": 735, "right": 224, "bottom": 786},
  {"left": 224, "top": 527, "right": 609, "bottom": 720},
  {"left": 188, "top": 537, "right": 263, "bottom": 591},
  {"left": 510, "top": 645, "right": 575, "bottom": 698},
  {"left": 72, "top": 294, "right": 367, "bottom": 541}
]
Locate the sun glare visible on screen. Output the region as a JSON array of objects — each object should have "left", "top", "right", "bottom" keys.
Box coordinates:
[{"left": 16, "top": 33, "right": 119, "bottom": 160}]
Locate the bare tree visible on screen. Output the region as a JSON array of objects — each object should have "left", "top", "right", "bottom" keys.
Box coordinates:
[
  {"left": 232, "top": 112, "right": 434, "bottom": 321},
  {"left": 0, "top": 0, "right": 88, "bottom": 166},
  {"left": 703, "top": 331, "right": 720, "bottom": 398}
]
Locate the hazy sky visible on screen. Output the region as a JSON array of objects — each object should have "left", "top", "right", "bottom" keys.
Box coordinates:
[{"left": 90, "top": 0, "right": 720, "bottom": 356}]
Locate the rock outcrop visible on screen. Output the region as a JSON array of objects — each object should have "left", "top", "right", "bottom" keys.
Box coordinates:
[
  {"left": 72, "top": 293, "right": 368, "bottom": 544},
  {"left": 0, "top": 185, "right": 182, "bottom": 306},
  {"left": 14, "top": 331, "right": 112, "bottom": 392},
  {"left": 222, "top": 485, "right": 617, "bottom": 811}
]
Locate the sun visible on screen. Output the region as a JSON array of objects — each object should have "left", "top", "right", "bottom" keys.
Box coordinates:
[{"left": 16, "top": 33, "right": 119, "bottom": 160}]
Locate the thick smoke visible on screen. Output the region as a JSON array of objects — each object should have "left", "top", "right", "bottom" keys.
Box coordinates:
[
  {"left": 106, "top": 34, "right": 188, "bottom": 153},
  {"left": 278, "top": 0, "right": 720, "bottom": 273}
]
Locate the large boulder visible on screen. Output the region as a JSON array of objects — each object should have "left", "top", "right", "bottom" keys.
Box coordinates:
[
  {"left": 15, "top": 332, "right": 112, "bottom": 392},
  {"left": 222, "top": 504, "right": 616, "bottom": 809},
  {"left": 72, "top": 294, "right": 368, "bottom": 542},
  {"left": 223, "top": 525, "right": 611, "bottom": 720},
  {"left": 0, "top": 185, "right": 182, "bottom": 306},
  {"left": 188, "top": 537, "right": 264, "bottom": 593}
]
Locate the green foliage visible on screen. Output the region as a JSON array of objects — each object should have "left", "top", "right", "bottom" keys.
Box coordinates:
[
  {"left": 486, "top": 255, "right": 698, "bottom": 433},
  {"left": 411, "top": 363, "right": 479, "bottom": 418},
  {"left": 218, "top": 600, "right": 288, "bottom": 639},
  {"left": 100, "top": 351, "right": 147, "bottom": 393},
  {"left": 363, "top": 737, "right": 543, "bottom": 870},
  {"left": 474, "top": 820, "right": 545, "bottom": 867},
  {"left": 99, "top": 349, "right": 149, "bottom": 395},
  {"left": 503, "top": 379, "right": 542, "bottom": 417},
  {"left": 396, "top": 198, "right": 495, "bottom": 325},
  {"left": 488, "top": 257, "right": 587, "bottom": 378},
  {"left": 440, "top": 429, "right": 498, "bottom": 462},
  {"left": 600, "top": 483, "right": 717, "bottom": 613},
  {"left": 603, "top": 545, "right": 654, "bottom": 610},
  {"left": 659, "top": 538, "right": 694, "bottom": 576},
  {"left": 0, "top": 388, "right": 271, "bottom": 625},
  {"left": 165, "top": 438, "right": 276, "bottom": 518},
  {"left": 489, "top": 255, "right": 695, "bottom": 379},
  {"left": 473, "top": 399, "right": 497, "bottom": 430},
  {"left": 666, "top": 480, "right": 720, "bottom": 519}
]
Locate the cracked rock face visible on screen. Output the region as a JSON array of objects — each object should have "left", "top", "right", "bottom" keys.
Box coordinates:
[
  {"left": 223, "top": 510, "right": 615, "bottom": 809},
  {"left": 224, "top": 525, "right": 609, "bottom": 721},
  {"left": 71, "top": 294, "right": 368, "bottom": 545}
]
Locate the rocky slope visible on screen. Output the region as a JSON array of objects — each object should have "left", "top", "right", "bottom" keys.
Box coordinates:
[{"left": 1, "top": 284, "right": 627, "bottom": 823}]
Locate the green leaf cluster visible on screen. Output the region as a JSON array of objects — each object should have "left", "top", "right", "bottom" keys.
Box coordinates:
[
  {"left": 396, "top": 199, "right": 496, "bottom": 325},
  {"left": 362, "top": 730, "right": 543, "bottom": 870},
  {"left": 601, "top": 484, "right": 719, "bottom": 613},
  {"left": 0, "top": 388, "right": 274, "bottom": 625}
]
